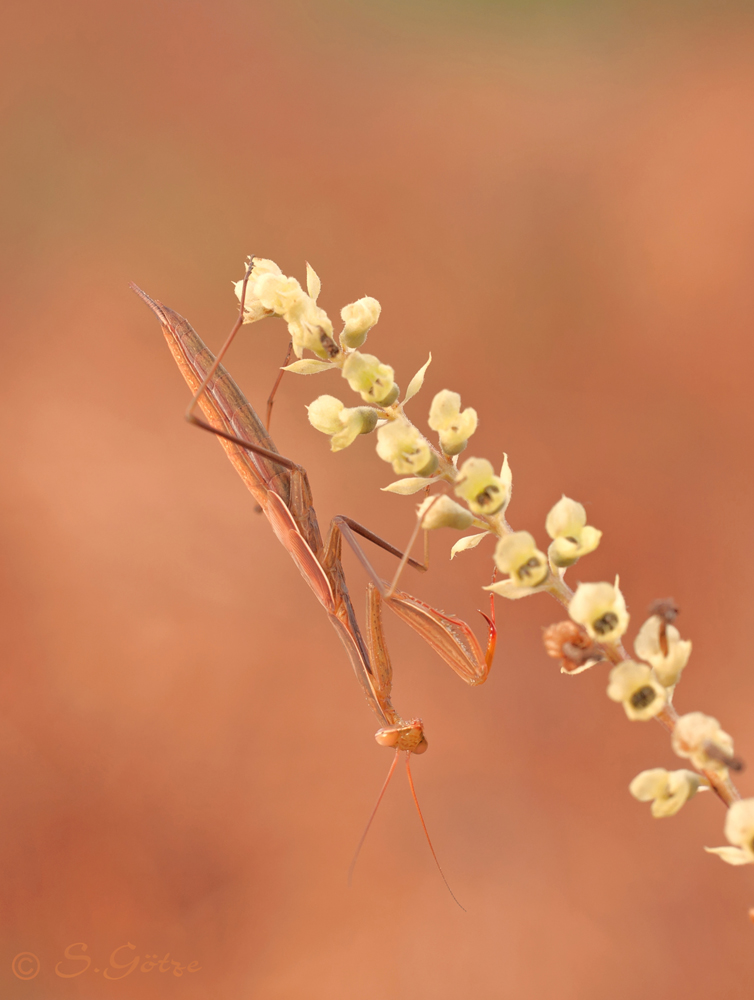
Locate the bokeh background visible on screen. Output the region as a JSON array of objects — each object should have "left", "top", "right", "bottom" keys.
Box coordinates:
[{"left": 2, "top": 0, "right": 754, "bottom": 996}]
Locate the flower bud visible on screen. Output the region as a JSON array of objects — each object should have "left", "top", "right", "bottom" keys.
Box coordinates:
[
  {"left": 342, "top": 351, "right": 397, "bottom": 405},
  {"left": 376, "top": 418, "right": 437, "bottom": 477},
  {"left": 306, "top": 395, "right": 379, "bottom": 451},
  {"left": 568, "top": 578, "right": 629, "bottom": 644},
  {"left": 340, "top": 297, "right": 381, "bottom": 349},
  {"left": 545, "top": 495, "right": 602, "bottom": 568},
  {"left": 428, "top": 390, "right": 478, "bottom": 456},
  {"left": 417, "top": 495, "right": 474, "bottom": 531},
  {"left": 307, "top": 394, "right": 344, "bottom": 435},
  {"left": 606, "top": 660, "right": 667, "bottom": 720}
]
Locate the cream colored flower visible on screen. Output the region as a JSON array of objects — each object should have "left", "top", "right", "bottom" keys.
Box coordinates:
[
  {"left": 417, "top": 495, "right": 474, "bottom": 531},
  {"left": 672, "top": 712, "right": 735, "bottom": 775},
  {"left": 454, "top": 456, "right": 511, "bottom": 517},
  {"left": 376, "top": 417, "right": 437, "bottom": 477},
  {"left": 256, "top": 273, "right": 303, "bottom": 315},
  {"left": 285, "top": 298, "right": 336, "bottom": 361},
  {"left": 233, "top": 258, "right": 337, "bottom": 360},
  {"left": 307, "top": 394, "right": 343, "bottom": 436},
  {"left": 487, "top": 532, "right": 549, "bottom": 597},
  {"left": 234, "top": 257, "right": 283, "bottom": 322},
  {"left": 545, "top": 496, "right": 602, "bottom": 568},
  {"left": 634, "top": 616, "right": 692, "bottom": 689},
  {"left": 705, "top": 799, "right": 754, "bottom": 866},
  {"left": 342, "top": 351, "right": 399, "bottom": 406},
  {"left": 629, "top": 768, "right": 703, "bottom": 817},
  {"left": 568, "top": 578, "right": 629, "bottom": 644},
  {"left": 340, "top": 297, "right": 381, "bottom": 349},
  {"left": 427, "top": 390, "right": 478, "bottom": 456},
  {"left": 306, "top": 395, "right": 378, "bottom": 452},
  {"left": 606, "top": 660, "right": 666, "bottom": 720}
]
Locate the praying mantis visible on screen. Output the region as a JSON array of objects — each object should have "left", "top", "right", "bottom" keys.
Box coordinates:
[{"left": 131, "top": 267, "right": 496, "bottom": 898}]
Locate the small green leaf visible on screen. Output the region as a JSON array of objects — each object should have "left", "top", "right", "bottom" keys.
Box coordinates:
[
  {"left": 450, "top": 532, "right": 490, "bottom": 559},
  {"left": 483, "top": 579, "right": 541, "bottom": 600},
  {"left": 381, "top": 477, "right": 435, "bottom": 495},
  {"left": 403, "top": 353, "right": 432, "bottom": 404},
  {"left": 283, "top": 359, "right": 334, "bottom": 375},
  {"left": 306, "top": 262, "right": 321, "bottom": 302}
]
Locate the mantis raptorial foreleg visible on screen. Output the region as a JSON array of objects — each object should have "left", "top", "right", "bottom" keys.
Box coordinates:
[{"left": 333, "top": 518, "right": 496, "bottom": 687}]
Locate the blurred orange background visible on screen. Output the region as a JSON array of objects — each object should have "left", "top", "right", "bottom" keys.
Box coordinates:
[{"left": 2, "top": 0, "right": 754, "bottom": 996}]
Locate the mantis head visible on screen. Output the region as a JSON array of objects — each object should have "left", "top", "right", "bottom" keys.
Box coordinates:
[{"left": 374, "top": 719, "right": 428, "bottom": 754}]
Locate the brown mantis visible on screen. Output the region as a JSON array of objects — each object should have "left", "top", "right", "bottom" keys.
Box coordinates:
[{"left": 131, "top": 266, "right": 496, "bottom": 900}]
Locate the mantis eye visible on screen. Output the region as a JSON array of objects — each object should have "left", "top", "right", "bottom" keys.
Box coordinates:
[{"left": 374, "top": 726, "right": 400, "bottom": 748}]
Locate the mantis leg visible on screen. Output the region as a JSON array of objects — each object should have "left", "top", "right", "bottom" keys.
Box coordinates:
[
  {"left": 265, "top": 340, "right": 293, "bottom": 431},
  {"left": 327, "top": 518, "right": 497, "bottom": 686}
]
